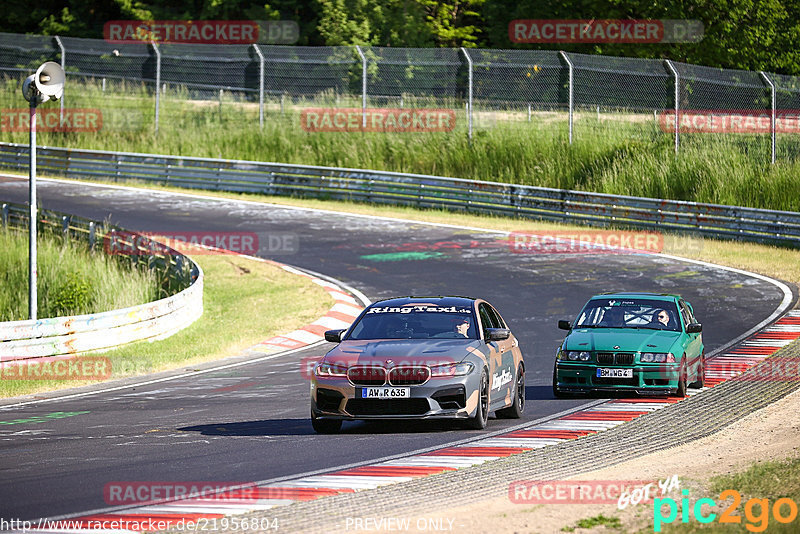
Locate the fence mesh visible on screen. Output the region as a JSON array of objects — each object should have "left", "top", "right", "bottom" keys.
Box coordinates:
[
  {"left": 0, "top": 32, "right": 60, "bottom": 73},
  {"left": 0, "top": 30, "right": 797, "bottom": 163},
  {"left": 771, "top": 72, "right": 800, "bottom": 161}
]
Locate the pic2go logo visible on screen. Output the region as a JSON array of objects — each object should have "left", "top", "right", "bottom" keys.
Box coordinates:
[{"left": 654, "top": 489, "right": 799, "bottom": 532}]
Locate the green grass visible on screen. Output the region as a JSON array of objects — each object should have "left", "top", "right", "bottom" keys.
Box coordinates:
[
  {"left": 562, "top": 514, "right": 623, "bottom": 531},
  {"left": 2, "top": 75, "right": 800, "bottom": 211},
  {"left": 0, "top": 227, "right": 159, "bottom": 321},
  {"left": 648, "top": 457, "right": 800, "bottom": 533},
  {"left": 0, "top": 253, "right": 333, "bottom": 398}
]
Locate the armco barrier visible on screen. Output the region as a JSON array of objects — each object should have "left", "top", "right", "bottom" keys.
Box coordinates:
[
  {"left": 0, "top": 202, "right": 203, "bottom": 359},
  {"left": 1, "top": 142, "right": 798, "bottom": 246}
]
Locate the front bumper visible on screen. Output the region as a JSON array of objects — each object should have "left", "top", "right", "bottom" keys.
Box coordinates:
[
  {"left": 554, "top": 362, "right": 680, "bottom": 395},
  {"left": 311, "top": 375, "right": 478, "bottom": 420}
]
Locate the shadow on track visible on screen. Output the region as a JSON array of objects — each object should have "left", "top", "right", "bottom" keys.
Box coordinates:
[{"left": 178, "top": 418, "right": 471, "bottom": 436}]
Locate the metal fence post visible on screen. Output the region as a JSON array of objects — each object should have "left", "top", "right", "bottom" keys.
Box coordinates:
[
  {"left": 759, "top": 71, "right": 776, "bottom": 164},
  {"left": 664, "top": 60, "right": 679, "bottom": 154},
  {"left": 460, "top": 47, "right": 473, "bottom": 141},
  {"left": 355, "top": 45, "right": 367, "bottom": 128},
  {"left": 559, "top": 51, "right": 574, "bottom": 144},
  {"left": 152, "top": 42, "right": 161, "bottom": 133},
  {"left": 55, "top": 36, "right": 65, "bottom": 120},
  {"left": 253, "top": 44, "right": 265, "bottom": 128},
  {"left": 28, "top": 103, "right": 37, "bottom": 321}
]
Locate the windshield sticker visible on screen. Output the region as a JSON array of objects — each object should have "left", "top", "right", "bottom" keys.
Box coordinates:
[
  {"left": 604, "top": 299, "right": 656, "bottom": 307},
  {"left": 366, "top": 306, "right": 472, "bottom": 314}
]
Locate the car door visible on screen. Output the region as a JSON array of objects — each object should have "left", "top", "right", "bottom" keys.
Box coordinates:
[
  {"left": 488, "top": 304, "right": 519, "bottom": 407},
  {"left": 478, "top": 303, "right": 512, "bottom": 407},
  {"left": 678, "top": 299, "right": 703, "bottom": 374}
]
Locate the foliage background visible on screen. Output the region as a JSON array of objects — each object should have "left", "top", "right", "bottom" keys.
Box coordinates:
[{"left": 3, "top": 0, "right": 800, "bottom": 74}]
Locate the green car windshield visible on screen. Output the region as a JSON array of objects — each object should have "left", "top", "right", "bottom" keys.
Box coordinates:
[{"left": 575, "top": 298, "right": 681, "bottom": 332}]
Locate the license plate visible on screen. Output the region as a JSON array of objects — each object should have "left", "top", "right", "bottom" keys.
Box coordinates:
[
  {"left": 358, "top": 387, "right": 411, "bottom": 399},
  {"left": 597, "top": 368, "right": 633, "bottom": 378}
]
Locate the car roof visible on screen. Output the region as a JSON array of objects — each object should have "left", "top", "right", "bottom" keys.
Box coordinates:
[
  {"left": 590, "top": 292, "right": 680, "bottom": 302},
  {"left": 369, "top": 296, "right": 477, "bottom": 308}
]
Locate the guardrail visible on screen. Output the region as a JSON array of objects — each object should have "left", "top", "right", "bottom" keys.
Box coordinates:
[
  {"left": 0, "top": 201, "right": 203, "bottom": 359},
  {"left": 1, "top": 142, "right": 799, "bottom": 246}
]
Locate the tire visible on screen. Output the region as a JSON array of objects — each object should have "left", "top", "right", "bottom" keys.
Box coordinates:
[
  {"left": 311, "top": 411, "right": 342, "bottom": 434},
  {"left": 675, "top": 358, "right": 688, "bottom": 397},
  {"left": 691, "top": 354, "right": 705, "bottom": 389},
  {"left": 465, "top": 369, "right": 489, "bottom": 430},
  {"left": 552, "top": 364, "right": 568, "bottom": 398},
  {"left": 497, "top": 364, "right": 525, "bottom": 419}
]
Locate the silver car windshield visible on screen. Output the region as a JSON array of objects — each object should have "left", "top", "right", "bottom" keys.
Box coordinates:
[{"left": 348, "top": 306, "right": 478, "bottom": 340}]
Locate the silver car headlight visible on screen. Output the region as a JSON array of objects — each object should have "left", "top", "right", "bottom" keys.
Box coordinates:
[
  {"left": 429, "top": 362, "right": 474, "bottom": 377},
  {"left": 315, "top": 362, "right": 348, "bottom": 377}
]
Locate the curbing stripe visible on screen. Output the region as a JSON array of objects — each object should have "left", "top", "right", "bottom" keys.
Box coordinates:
[{"left": 57, "top": 308, "right": 796, "bottom": 534}]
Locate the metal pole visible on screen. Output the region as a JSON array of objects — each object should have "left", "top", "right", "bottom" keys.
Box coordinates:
[
  {"left": 460, "top": 47, "right": 473, "bottom": 140},
  {"left": 559, "top": 51, "right": 573, "bottom": 144},
  {"left": 664, "top": 60, "right": 679, "bottom": 154},
  {"left": 29, "top": 101, "right": 37, "bottom": 321},
  {"left": 760, "top": 71, "right": 776, "bottom": 164},
  {"left": 253, "top": 44, "right": 264, "bottom": 128},
  {"left": 152, "top": 42, "right": 161, "bottom": 133},
  {"left": 355, "top": 45, "right": 367, "bottom": 128},
  {"left": 55, "top": 36, "right": 65, "bottom": 121}
]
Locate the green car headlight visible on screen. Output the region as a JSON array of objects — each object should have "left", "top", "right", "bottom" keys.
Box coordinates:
[
  {"left": 566, "top": 351, "right": 591, "bottom": 361},
  {"left": 640, "top": 352, "right": 675, "bottom": 363}
]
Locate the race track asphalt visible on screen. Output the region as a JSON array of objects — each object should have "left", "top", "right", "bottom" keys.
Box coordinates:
[{"left": 0, "top": 176, "right": 789, "bottom": 521}]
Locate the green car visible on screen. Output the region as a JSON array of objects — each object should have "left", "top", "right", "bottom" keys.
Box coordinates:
[{"left": 553, "top": 293, "right": 704, "bottom": 397}]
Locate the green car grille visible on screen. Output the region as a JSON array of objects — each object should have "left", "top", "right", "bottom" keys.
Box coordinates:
[{"left": 596, "top": 352, "right": 635, "bottom": 365}]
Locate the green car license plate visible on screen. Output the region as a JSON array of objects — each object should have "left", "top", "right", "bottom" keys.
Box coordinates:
[{"left": 597, "top": 368, "right": 633, "bottom": 378}]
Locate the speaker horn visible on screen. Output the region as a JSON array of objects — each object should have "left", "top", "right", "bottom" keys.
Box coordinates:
[{"left": 21, "top": 61, "right": 65, "bottom": 103}]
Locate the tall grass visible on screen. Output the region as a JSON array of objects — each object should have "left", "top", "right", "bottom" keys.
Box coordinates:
[
  {"left": 0, "top": 227, "right": 160, "bottom": 321},
  {"left": 2, "top": 75, "right": 799, "bottom": 211}
]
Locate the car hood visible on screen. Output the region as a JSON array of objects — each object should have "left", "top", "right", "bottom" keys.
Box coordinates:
[
  {"left": 324, "top": 339, "right": 481, "bottom": 366},
  {"left": 565, "top": 328, "right": 681, "bottom": 353}
]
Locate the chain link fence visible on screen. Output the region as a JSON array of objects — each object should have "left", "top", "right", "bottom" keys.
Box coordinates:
[{"left": 1, "top": 31, "right": 799, "bottom": 163}]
